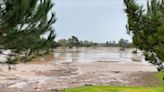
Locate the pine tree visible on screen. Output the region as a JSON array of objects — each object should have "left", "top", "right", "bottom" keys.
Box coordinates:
[
  {"left": 0, "top": 0, "right": 56, "bottom": 63},
  {"left": 124, "top": 0, "right": 164, "bottom": 71}
]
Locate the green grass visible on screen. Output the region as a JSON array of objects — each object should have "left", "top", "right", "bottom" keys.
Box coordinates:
[{"left": 61, "top": 72, "right": 164, "bottom": 92}]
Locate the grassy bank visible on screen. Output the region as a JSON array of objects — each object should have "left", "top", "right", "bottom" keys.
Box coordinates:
[{"left": 61, "top": 72, "right": 164, "bottom": 92}]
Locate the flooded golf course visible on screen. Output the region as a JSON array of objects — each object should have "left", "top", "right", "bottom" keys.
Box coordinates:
[
  {"left": 0, "top": 47, "right": 158, "bottom": 92},
  {"left": 34, "top": 47, "right": 145, "bottom": 64}
]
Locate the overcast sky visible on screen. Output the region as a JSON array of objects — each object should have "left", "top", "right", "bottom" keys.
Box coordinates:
[{"left": 52, "top": 0, "right": 147, "bottom": 43}]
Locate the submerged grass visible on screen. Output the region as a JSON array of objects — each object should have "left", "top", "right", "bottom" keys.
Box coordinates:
[{"left": 61, "top": 72, "right": 164, "bottom": 92}]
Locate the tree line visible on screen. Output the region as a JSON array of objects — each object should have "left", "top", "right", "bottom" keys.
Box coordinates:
[{"left": 52, "top": 36, "right": 133, "bottom": 49}]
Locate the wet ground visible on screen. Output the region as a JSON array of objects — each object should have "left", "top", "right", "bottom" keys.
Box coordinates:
[{"left": 0, "top": 47, "right": 159, "bottom": 92}]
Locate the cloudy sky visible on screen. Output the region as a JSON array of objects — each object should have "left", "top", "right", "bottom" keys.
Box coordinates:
[{"left": 52, "top": 0, "right": 147, "bottom": 43}]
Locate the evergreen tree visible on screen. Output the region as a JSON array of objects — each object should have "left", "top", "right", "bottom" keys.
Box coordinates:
[
  {"left": 124, "top": 0, "right": 164, "bottom": 71},
  {"left": 0, "top": 0, "right": 56, "bottom": 63}
]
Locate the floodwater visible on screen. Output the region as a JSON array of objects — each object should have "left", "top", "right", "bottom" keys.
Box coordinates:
[{"left": 43, "top": 47, "right": 146, "bottom": 64}]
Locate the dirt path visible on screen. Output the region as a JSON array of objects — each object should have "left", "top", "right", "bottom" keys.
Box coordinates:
[{"left": 0, "top": 61, "right": 159, "bottom": 92}]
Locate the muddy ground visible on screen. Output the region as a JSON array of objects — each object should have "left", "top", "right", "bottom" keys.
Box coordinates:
[{"left": 0, "top": 61, "right": 159, "bottom": 92}]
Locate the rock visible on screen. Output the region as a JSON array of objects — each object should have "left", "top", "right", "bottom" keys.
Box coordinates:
[
  {"left": 85, "top": 83, "right": 93, "bottom": 86},
  {"left": 111, "top": 71, "right": 121, "bottom": 73},
  {"left": 48, "top": 88, "right": 61, "bottom": 91},
  {"left": 132, "top": 50, "right": 137, "bottom": 54}
]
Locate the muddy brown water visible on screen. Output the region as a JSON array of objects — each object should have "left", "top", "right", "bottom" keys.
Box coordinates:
[{"left": 30, "top": 47, "right": 146, "bottom": 64}]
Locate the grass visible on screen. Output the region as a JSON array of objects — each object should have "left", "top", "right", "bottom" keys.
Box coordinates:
[{"left": 61, "top": 72, "right": 164, "bottom": 92}]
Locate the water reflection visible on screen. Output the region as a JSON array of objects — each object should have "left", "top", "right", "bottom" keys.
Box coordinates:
[
  {"left": 71, "top": 52, "right": 79, "bottom": 62},
  {"left": 131, "top": 51, "right": 144, "bottom": 62}
]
